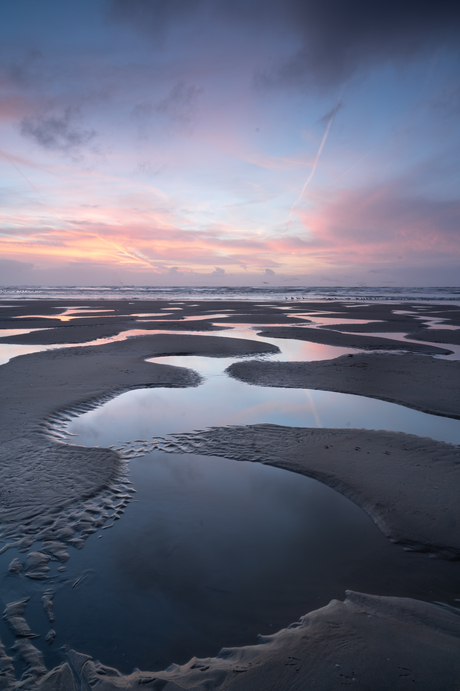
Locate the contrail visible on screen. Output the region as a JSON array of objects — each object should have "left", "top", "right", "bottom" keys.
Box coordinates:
[{"left": 284, "top": 92, "right": 343, "bottom": 234}]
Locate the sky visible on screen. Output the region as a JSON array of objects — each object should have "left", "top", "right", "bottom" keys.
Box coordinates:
[{"left": 1, "top": 0, "right": 459, "bottom": 287}]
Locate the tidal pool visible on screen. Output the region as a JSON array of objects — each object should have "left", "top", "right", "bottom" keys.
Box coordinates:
[
  {"left": 52, "top": 348, "right": 460, "bottom": 672},
  {"left": 4, "top": 448, "right": 452, "bottom": 674}
]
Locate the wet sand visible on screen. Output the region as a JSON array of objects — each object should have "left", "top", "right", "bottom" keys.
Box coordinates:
[
  {"left": 227, "top": 352, "right": 460, "bottom": 419},
  {"left": 407, "top": 328, "right": 460, "bottom": 346},
  {"left": 0, "top": 299, "right": 459, "bottom": 688}
]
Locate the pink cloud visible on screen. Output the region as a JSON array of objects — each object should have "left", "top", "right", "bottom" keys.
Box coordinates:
[
  {"left": 294, "top": 183, "right": 460, "bottom": 266},
  {"left": 2, "top": 169, "right": 459, "bottom": 279}
]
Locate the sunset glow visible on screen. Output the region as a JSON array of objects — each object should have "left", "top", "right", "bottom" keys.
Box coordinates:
[{"left": 1, "top": 1, "right": 459, "bottom": 286}]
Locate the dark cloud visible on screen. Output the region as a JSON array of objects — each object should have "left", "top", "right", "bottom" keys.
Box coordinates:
[
  {"left": 261, "top": 0, "right": 460, "bottom": 87},
  {"left": 429, "top": 85, "right": 460, "bottom": 116},
  {"left": 212, "top": 266, "right": 225, "bottom": 275},
  {"left": 132, "top": 82, "right": 202, "bottom": 137},
  {"left": 5, "top": 48, "right": 43, "bottom": 87},
  {"left": 108, "top": 0, "right": 205, "bottom": 37},
  {"left": 108, "top": 0, "right": 460, "bottom": 86},
  {"left": 132, "top": 101, "right": 154, "bottom": 120},
  {"left": 20, "top": 108, "right": 96, "bottom": 153},
  {"left": 107, "top": 0, "right": 285, "bottom": 36},
  {"left": 155, "top": 81, "right": 203, "bottom": 122},
  {"left": 137, "top": 160, "right": 162, "bottom": 177},
  {"left": 131, "top": 101, "right": 155, "bottom": 141}
]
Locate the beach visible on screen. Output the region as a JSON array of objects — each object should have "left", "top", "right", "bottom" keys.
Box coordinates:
[{"left": 0, "top": 297, "right": 459, "bottom": 689}]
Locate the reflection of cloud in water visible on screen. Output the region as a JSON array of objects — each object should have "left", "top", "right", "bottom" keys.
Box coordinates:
[
  {"left": 0, "top": 343, "right": 50, "bottom": 365},
  {"left": 68, "top": 349, "right": 460, "bottom": 453},
  {"left": 223, "top": 395, "right": 319, "bottom": 427},
  {"left": 306, "top": 390, "right": 322, "bottom": 427}
]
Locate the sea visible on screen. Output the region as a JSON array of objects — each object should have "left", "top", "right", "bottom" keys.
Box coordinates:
[{"left": 0, "top": 285, "right": 459, "bottom": 301}]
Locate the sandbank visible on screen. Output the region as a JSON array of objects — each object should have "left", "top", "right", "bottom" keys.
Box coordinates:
[
  {"left": 0, "top": 320, "right": 226, "bottom": 345},
  {"left": 256, "top": 326, "right": 452, "bottom": 354},
  {"left": 407, "top": 328, "right": 460, "bottom": 346},
  {"left": 322, "top": 320, "right": 425, "bottom": 333},
  {"left": 227, "top": 352, "right": 460, "bottom": 419}
]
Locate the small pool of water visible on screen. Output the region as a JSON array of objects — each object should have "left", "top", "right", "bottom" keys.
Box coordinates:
[{"left": 67, "top": 354, "right": 460, "bottom": 447}]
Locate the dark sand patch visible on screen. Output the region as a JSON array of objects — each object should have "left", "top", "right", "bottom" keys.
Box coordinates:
[
  {"left": 406, "top": 328, "right": 460, "bottom": 346},
  {"left": 0, "top": 324, "right": 135, "bottom": 344},
  {"left": 210, "top": 314, "right": 310, "bottom": 324},
  {"left": 227, "top": 353, "right": 460, "bottom": 419},
  {"left": 0, "top": 318, "right": 65, "bottom": 329},
  {"left": 0, "top": 316, "right": 135, "bottom": 327},
  {"left": 256, "top": 326, "right": 452, "bottom": 354},
  {"left": 0, "top": 320, "right": 225, "bottom": 344}
]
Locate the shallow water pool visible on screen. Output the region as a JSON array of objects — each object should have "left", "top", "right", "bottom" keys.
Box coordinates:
[{"left": 53, "top": 348, "right": 460, "bottom": 672}]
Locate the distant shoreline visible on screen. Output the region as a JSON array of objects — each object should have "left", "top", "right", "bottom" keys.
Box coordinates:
[{"left": 0, "top": 285, "right": 459, "bottom": 303}]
